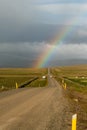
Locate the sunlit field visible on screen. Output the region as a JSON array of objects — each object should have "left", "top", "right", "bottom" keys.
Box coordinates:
[
  {"left": 51, "top": 65, "right": 87, "bottom": 93},
  {"left": 0, "top": 68, "right": 47, "bottom": 91}
]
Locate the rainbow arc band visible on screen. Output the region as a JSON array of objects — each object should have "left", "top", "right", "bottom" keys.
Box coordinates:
[{"left": 34, "top": 9, "right": 86, "bottom": 68}]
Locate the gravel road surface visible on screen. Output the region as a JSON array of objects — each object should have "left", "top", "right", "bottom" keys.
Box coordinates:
[{"left": 0, "top": 75, "right": 72, "bottom": 130}]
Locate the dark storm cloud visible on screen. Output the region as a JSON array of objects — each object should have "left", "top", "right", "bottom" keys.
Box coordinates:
[
  {"left": 0, "top": 24, "right": 58, "bottom": 43},
  {"left": 0, "top": 0, "right": 87, "bottom": 44},
  {"left": 0, "top": 23, "right": 87, "bottom": 44},
  {"left": 0, "top": 42, "right": 87, "bottom": 68},
  {"left": 0, "top": 0, "right": 38, "bottom": 43},
  {"left": 0, "top": 42, "right": 43, "bottom": 67}
]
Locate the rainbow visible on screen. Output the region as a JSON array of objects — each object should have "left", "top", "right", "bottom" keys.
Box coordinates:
[{"left": 34, "top": 13, "right": 84, "bottom": 68}]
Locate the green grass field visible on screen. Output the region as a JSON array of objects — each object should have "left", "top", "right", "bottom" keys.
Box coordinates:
[
  {"left": 27, "top": 77, "right": 47, "bottom": 87},
  {"left": 51, "top": 65, "right": 87, "bottom": 93},
  {"left": 0, "top": 68, "right": 48, "bottom": 91}
]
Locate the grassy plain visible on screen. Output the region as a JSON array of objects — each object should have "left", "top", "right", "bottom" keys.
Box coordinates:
[
  {"left": 28, "top": 77, "right": 47, "bottom": 87},
  {"left": 0, "top": 68, "right": 47, "bottom": 91},
  {"left": 51, "top": 65, "right": 87, "bottom": 93}
]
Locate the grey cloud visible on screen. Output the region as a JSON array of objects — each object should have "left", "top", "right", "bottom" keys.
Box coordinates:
[
  {"left": 0, "top": 24, "right": 59, "bottom": 43},
  {"left": 64, "top": 26, "right": 87, "bottom": 44},
  {"left": 31, "top": 0, "right": 87, "bottom": 4},
  {"left": 0, "top": 0, "right": 87, "bottom": 43},
  {"left": 0, "top": 42, "right": 87, "bottom": 67},
  {"left": 44, "top": 59, "right": 87, "bottom": 68},
  {"left": 0, "top": 0, "right": 38, "bottom": 43},
  {"left": 0, "top": 42, "right": 42, "bottom": 67},
  {"left": 0, "top": 0, "right": 35, "bottom": 20},
  {"left": 0, "top": 24, "right": 87, "bottom": 43},
  {"left": 41, "top": 43, "right": 87, "bottom": 67}
]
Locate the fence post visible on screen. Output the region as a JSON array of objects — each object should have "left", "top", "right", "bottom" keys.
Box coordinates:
[
  {"left": 16, "top": 82, "right": 18, "bottom": 89},
  {"left": 64, "top": 83, "right": 67, "bottom": 90},
  {"left": 62, "top": 79, "right": 64, "bottom": 84},
  {"left": 72, "top": 114, "right": 77, "bottom": 130}
]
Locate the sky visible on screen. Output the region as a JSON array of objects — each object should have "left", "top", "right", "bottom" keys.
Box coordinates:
[{"left": 0, "top": 0, "right": 87, "bottom": 67}]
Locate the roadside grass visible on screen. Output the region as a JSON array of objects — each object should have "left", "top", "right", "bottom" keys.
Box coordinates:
[
  {"left": 65, "top": 78, "right": 87, "bottom": 93},
  {"left": 27, "top": 77, "right": 47, "bottom": 87},
  {"left": 0, "top": 77, "right": 33, "bottom": 90},
  {"left": 0, "top": 68, "right": 48, "bottom": 91},
  {"left": 51, "top": 65, "right": 87, "bottom": 93},
  {"left": 66, "top": 78, "right": 87, "bottom": 86},
  {"left": 51, "top": 65, "right": 87, "bottom": 130}
]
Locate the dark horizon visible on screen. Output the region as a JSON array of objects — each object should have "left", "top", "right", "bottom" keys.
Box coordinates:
[{"left": 0, "top": 59, "right": 87, "bottom": 68}]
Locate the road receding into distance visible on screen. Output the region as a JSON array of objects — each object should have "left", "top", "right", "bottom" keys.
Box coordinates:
[{"left": 0, "top": 69, "right": 72, "bottom": 130}]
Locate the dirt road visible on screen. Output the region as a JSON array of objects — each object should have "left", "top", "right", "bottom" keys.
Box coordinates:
[{"left": 0, "top": 75, "right": 72, "bottom": 130}]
